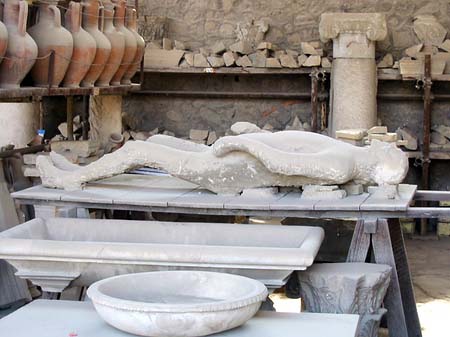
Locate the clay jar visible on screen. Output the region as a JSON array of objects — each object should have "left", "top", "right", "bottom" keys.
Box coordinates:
[
  {"left": 96, "top": 0, "right": 125, "bottom": 87},
  {"left": 110, "top": 0, "right": 136, "bottom": 86},
  {"left": 122, "top": 7, "right": 144, "bottom": 85},
  {"left": 81, "top": 0, "right": 111, "bottom": 87},
  {"left": 28, "top": 2, "right": 73, "bottom": 88},
  {"left": 0, "top": 0, "right": 37, "bottom": 89},
  {"left": 62, "top": 2, "right": 96, "bottom": 88}
]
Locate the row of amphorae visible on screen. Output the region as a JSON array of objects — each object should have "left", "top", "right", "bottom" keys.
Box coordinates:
[{"left": 0, "top": 0, "right": 145, "bottom": 89}]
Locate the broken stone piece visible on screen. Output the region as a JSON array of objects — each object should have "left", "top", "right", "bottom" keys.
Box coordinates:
[
  {"left": 266, "top": 58, "right": 282, "bottom": 68},
  {"left": 51, "top": 140, "right": 98, "bottom": 158},
  {"left": 146, "top": 41, "right": 161, "bottom": 50},
  {"left": 303, "top": 55, "right": 321, "bottom": 67},
  {"left": 144, "top": 49, "right": 185, "bottom": 68},
  {"left": 303, "top": 185, "right": 339, "bottom": 192},
  {"left": 413, "top": 15, "right": 447, "bottom": 46},
  {"left": 223, "top": 51, "right": 238, "bottom": 67},
  {"left": 440, "top": 39, "right": 450, "bottom": 52},
  {"left": 236, "top": 55, "right": 252, "bottom": 68},
  {"left": 342, "top": 183, "right": 364, "bottom": 195},
  {"left": 58, "top": 122, "right": 69, "bottom": 138},
  {"left": 301, "top": 187, "right": 347, "bottom": 200},
  {"left": 336, "top": 129, "right": 367, "bottom": 141},
  {"left": 211, "top": 41, "right": 227, "bottom": 55},
  {"left": 257, "top": 42, "right": 273, "bottom": 51},
  {"left": 231, "top": 122, "right": 263, "bottom": 135},
  {"left": 193, "top": 54, "right": 210, "bottom": 68},
  {"left": 368, "top": 133, "right": 397, "bottom": 142},
  {"left": 321, "top": 57, "right": 332, "bottom": 68},
  {"left": 298, "top": 54, "right": 308, "bottom": 66},
  {"left": 368, "top": 126, "right": 388, "bottom": 134},
  {"left": 368, "top": 185, "right": 398, "bottom": 199},
  {"left": 184, "top": 53, "right": 194, "bottom": 66},
  {"left": 433, "top": 125, "right": 450, "bottom": 139},
  {"left": 189, "top": 129, "right": 209, "bottom": 141},
  {"left": 262, "top": 123, "right": 274, "bottom": 132},
  {"left": 397, "top": 127, "right": 418, "bottom": 150},
  {"left": 377, "top": 54, "right": 394, "bottom": 68},
  {"left": 274, "top": 50, "right": 286, "bottom": 59},
  {"left": 431, "top": 131, "right": 448, "bottom": 145},
  {"left": 229, "top": 40, "right": 253, "bottom": 55},
  {"left": 286, "top": 116, "right": 304, "bottom": 131},
  {"left": 286, "top": 49, "right": 299, "bottom": 58},
  {"left": 207, "top": 56, "right": 225, "bottom": 68},
  {"left": 248, "top": 52, "right": 267, "bottom": 68},
  {"left": 132, "top": 131, "right": 151, "bottom": 141},
  {"left": 280, "top": 54, "right": 298, "bottom": 68},
  {"left": 206, "top": 131, "right": 217, "bottom": 145},
  {"left": 301, "top": 42, "right": 318, "bottom": 55},
  {"left": 309, "top": 41, "right": 321, "bottom": 49},
  {"left": 174, "top": 40, "right": 186, "bottom": 50},
  {"left": 163, "top": 130, "right": 175, "bottom": 137},
  {"left": 405, "top": 44, "right": 423, "bottom": 58},
  {"left": 199, "top": 47, "right": 209, "bottom": 57},
  {"left": 162, "top": 38, "right": 172, "bottom": 50}
]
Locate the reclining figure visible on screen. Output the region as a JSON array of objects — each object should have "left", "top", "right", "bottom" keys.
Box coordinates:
[{"left": 37, "top": 131, "right": 409, "bottom": 194}]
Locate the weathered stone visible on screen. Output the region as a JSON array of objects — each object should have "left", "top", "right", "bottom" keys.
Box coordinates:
[
  {"left": 144, "top": 49, "right": 185, "bottom": 68},
  {"left": 285, "top": 49, "right": 299, "bottom": 58},
  {"left": 199, "top": 47, "right": 210, "bottom": 57},
  {"left": 368, "top": 126, "right": 388, "bottom": 134},
  {"left": 368, "top": 133, "right": 397, "bottom": 142},
  {"left": 23, "top": 152, "right": 48, "bottom": 165},
  {"left": 174, "top": 40, "right": 186, "bottom": 50},
  {"left": 336, "top": 129, "right": 367, "bottom": 140},
  {"left": 223, "top": 51, "right": 238, "bottom": 67},
  {"left": 207, "top": 56, "right": 225, "bottom": 68},
  {"left": 301, "top": 42, "right": 318, "bottom": 55},
  {"left": 132, "top": 131, "right": 151, "bottom": 141},
  {"left": 206, "top": 131, "right": 217, "bottom": 145},
  {"left": 229, "top": 40, "right": 253, "bottom": 55},
  {"left": 343, "top": 183, "right": 364, "bottom": 196},
  {"left": 397, "top": 127, "right": 418, "bottom": 150},
  {"left": 257, "top": 42, "right": 273, "bottom": 51},
  {"left": 51, "top": 141, "right": 98, "bottom": 158},
  {"left": 211, "top": 41, "right": 227, "bottom": 55},
  {"left": 303, "top": 185, "right": 339, "bottom": 192},
  {"left": 280, "top": 54, "right": 298, "bottom": 68},
  {"left": 368, "top": 185, "right": 398, "bottom": 199},
  {"left": 146, "top": 41, "right": 161, "bottom": 50},
  {"left": 248, "top": 52, "right": 267, "bottom": 68},
  {"left": 184, "top": 53, "right": 194, "bottom": 66},
  {"left": 302, "top": 186, "right": 347, "bottom": 200},
  {"left": 286, "top": 116, "right": 304, "bottom": 131},
  {"left": 440, "top": 40, "right": 450, "bottom": 52},
  {"left": 431, "top": 131, "right": 448, "bottom": 145},
  {"left": 163, "top": 130, "right": 175, "bottom": 137},
  {"left": 309, "top": 41, "right": 321, "bottom": 49},
  {"left": 193, "top": 54, "right": 210, "bottom": 68},
  {"left": 266, "top": 58, "right": 282, "bottom": 68},
  {"left": 179, "top": 60, "right": 189, "bottom": 68},
  {"left": 321, "top": 57, "right": 332, "bottom": 68},
  {"left": 405, "top": 44, "right": 423, "bottom": 58},
  {"left": 162, "top": 38, "right": 173, "bottom": 50},
  {"left": 189, "top": 129, "right": 209, "bottom": 141},
  {"left": 413, "top": 15, "right": 447, "bottom": 46},
  {"left": 236, "top": 55, "right": 252, "bottom": 68},
  {"left": 274, "top": 50, "right": 286, "bottom": 59},
  {"left": 297, "top": 54, "right": 308, "bottom": 66},
  {"left": 230, "top": 122, "right": 263, "bottom": 135},
  {"left": 433, "top": 125, "right": 450, "bottom": 139},
  {"left": 303, "top": 55, "right": 321, "bottom": 67},
  {"left": 262, "top": 123, "right": 274, "bottom": 132},
  {"left": 377, "top": 53, "right": 394, "bottom": 68}
]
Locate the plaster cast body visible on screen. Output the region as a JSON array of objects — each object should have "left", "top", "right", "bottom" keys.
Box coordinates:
[
  {"left": 87, "top": 271, "right": 268, "bottom": 337},
  {"left": 38, "top": 131, "right": 408, "bottom": 194}
]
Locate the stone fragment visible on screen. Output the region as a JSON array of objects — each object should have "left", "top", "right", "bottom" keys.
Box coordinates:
[
  {"left": 302, "top": 188, "right": 347, "bottom": 200},
  {"left": 315, "top": 49, "right": 324, "bottom": 56},
  {"left": 413, "top": 15, "right": 447, "bottom": 46},
  {"left": 223, "top": 51, "right": 238, "bottom": 67},
  {"left": 303, "top": 185, "right": 339, "bottom": 192},
  {"left": 321, "top": 57, "right": 332, "bottom": 68},
  {"left": 189, "top": 129, "right": 209, "bottom": 141},
  {"left": 51, "top": 140, "right": 98, "bottom": 158},
  {"left": 58, "top": 122, "right": 69, "bottom": 138},
  {"left": 309, "top": 41, "right": 321, "bottom": 49},
  {"left": 236, "top": 55, "right": 252, "bottom": 68},
  {"left": 297, "top": 54, "right": 308, "bottom": 66},
  {"left": 231, "top": 122, "right": 263, "bottom": 135},
  {"left": 397, "top": 127, "right": 418, "bottom": 150},
  {"left": 266, "top": 58, "right": 282, "bottom": 68},
  {"left": 144, "top": 49, "right": 185, "bottom": 68},
  {"left": 257, "top": 49, "right": 270, "bottom": 57},
  {"left": 336, "top": 129, "right": 367, "bottom": 141},
  {"left": 368, "top": 133, "right": 397, "bottom": 142},
  {"left": 262, "top": 123, "right": 274, "bottom": 132},
  {"left": 23, "top": 166, "right": 40, "bottom": 178},
  {"left": 368, "top": 185, "right": 398, "bottom": 199},
  {"left": 184, "top": 53, "right": 194, "bottom": 66},
  {"left": 301, "top": 42, "right": 318, "bottom": 55},
  {"left": 162, "top": 38, "right": 172, "bottom": 50},
  {"left": 399, "top": 59, "right": 422, "bottom": 77},
  {"left": 377, "top": 54, "right": 394, "bottom": 68},
  {"left": 303, "top": 122, "right": 311, "bottom": 131},
  {"left": 179, "top": 60, "right": 189, "bottom": 68},
  {"left": 173, "top": 40, "right": 185, "bottom": 50},
  {"left": 206, "top": 131, "right": 217, "bottom": 145},
  {"left": 342, "top": 183, "right": 364, "bottom": 196},
  {"left": 286, "top": 116, "right": 304, "bottom": 131},
  {"left": 132, "top": 131, "right": 150, "bottom": 141},
  {"left": 146, "top": 41, "right": 161, "bottom": 50},
  {"left": 431, "top": 131, "right": 448, "bottom": 145},
  {"left": 440, "top": 39, "right": 450, "bottom": 52},
  {"left": 274, "top": 50, "right": 286, "bottom": 59},
  {"left": 303, "top": 55, "right": 321, "bottom": 67},
  {"left": 368, "top": 126, "right": 388, "bottom": 134},
  {"left": 229, "top": 40, "right": 253, "bottom": 55},
  {"left": 432, "top": 125, "right": 450, "bottom": 139},
  {"left": 162, "top": 130, "right": 175, "bottom": 137},
  {"left": 207, "top": 56, "right": 225, "bottom": 68},
  {"left": 199, "top": 47, "right": 209, "bottom": 57},
  {"left": 248, "top": 52, "right": 267, "bottom": 68},
  {"left": 405, "top": 44, "right": 423, "bottom": 58},
  {"left": 211, "top": 41, "right": 227, "bottom": 55},
  {"left": 280, "top": 54, "right": 299, "bottom": 68},
  {"left": 257, "top": 42, "right": 273, "bottom": 50},
  {"left": 286, "top": 49, "right": 299, "bottom": 58},
  {"left": 393, "top": 61, "right": 399, "bottom": 69},
  {"left": 193, "top": 54, "right": 210, "bottom": 68},
  {"left": 23, "top": 152, "right": 48, "bottom": 165}
]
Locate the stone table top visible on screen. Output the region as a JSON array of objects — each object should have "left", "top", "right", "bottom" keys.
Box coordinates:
[
  {"left": 12, "top": 174, "right": 418, "bottom": 219},
  {"left": 0, "top": 300, "right": 360, "bottom": 337}
]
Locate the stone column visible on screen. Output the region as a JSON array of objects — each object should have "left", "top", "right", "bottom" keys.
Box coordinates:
[
  {"left": 298, "top": 263, "right": 391, "bottom": 337},
  {"left": 319, "top": 13, "right": 387, "bottom": 137}
]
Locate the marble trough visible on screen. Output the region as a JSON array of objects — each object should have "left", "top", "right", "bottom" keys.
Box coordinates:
[
  {"left": 87, "top": 271, "right": 268, "bottom": 337},
  {"left": 0, "top": 218, "right": 324, "bottom": 292}
]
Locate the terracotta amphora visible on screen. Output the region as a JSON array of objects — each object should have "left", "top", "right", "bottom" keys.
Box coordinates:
[
  {"left": 0, "top": 7, "right": 8, "bottom": 66},
  {"left": 110, "top": 0, "right": 136, "bottom": 86},
  {"left": 122, "top": 7, "right": 144, "bottom": 85},
  {"left": 81, "top": 0, "right": 111, "bottom": 87},
  {"left": 0, "top": 0, "right": 37, "bottom": 89},
  {"left": 95, "top": 0, "right": 125, "bottom": 87},
  {"left": 62, "top": 2, "right": 96, "bottom": 88},
  {"left": 28, "top": 2, "right": 74, "bottom": 88}
]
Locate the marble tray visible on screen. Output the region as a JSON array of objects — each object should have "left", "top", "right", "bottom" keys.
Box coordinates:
[{"left": 0, "top": 218, "right": 324, "bottom": 292}]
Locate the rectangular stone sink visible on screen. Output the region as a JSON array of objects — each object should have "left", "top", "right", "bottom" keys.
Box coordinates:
[{"left": 0, "top": 218, "right": 324, "bottom": 292}]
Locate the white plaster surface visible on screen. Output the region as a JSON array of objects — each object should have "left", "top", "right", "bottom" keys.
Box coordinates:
[
  {"left": 0, "top": 103, "right": 38, "bottom": 148},
  {"left": 0, "top": 218, "right": 324, "bottom": 291},
  {"left": 87, "top": 271, "right": 268, "bottom": 337}
]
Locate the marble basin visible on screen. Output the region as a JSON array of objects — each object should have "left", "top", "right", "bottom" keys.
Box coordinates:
[
  {"left": 0, "top": 218, "right": 324, "bottom": 292},
  {"left": 87, "top": 271, "right": 268, "bottom": 337}
]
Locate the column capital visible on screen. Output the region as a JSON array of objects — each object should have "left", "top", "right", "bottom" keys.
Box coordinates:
[{"left": 319, "top": 13, "right": 387, "bottom": 43}]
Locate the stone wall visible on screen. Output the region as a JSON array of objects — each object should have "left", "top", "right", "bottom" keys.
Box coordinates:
[{"left": 138, "top": 0, "right": 450, "bottom": 56}]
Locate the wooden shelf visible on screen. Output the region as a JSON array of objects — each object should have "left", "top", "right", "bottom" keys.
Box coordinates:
[
  {"left": 405, "top": 151, "right": 450, "bottom": 160},
  {"left": 143, "top": 67, "right": 326, "bottom": 75}
]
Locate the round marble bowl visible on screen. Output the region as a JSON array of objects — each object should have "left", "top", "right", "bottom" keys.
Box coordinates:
[{"left": 87, "top": 271, "right": 268, "bottom": 337}]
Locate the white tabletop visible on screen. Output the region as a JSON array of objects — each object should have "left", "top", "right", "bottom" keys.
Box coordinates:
[{"left": 0, "top": 300, "right": 360, "bottom": 337}]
